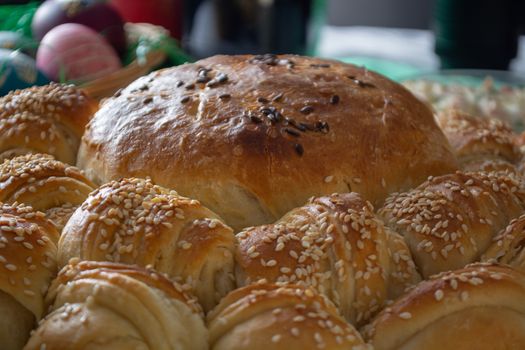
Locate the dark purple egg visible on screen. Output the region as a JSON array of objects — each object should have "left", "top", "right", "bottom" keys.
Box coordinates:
[{"left": 32, "top": 0, "right": 126, "bottom": 55}]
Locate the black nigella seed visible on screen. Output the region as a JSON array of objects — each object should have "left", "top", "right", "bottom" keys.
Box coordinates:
[
  {"left": 143, "top": 97, "right": 153, "bottom": 104},
  {"left": 185, "top": 83, "right": 195, "bottom": 90},
  {"left": 219, "top": 94, "right": 231, "bottom": 100},
  {"left": 181, "top": 96, "right": 191, "bottom": 103},
  {"left": 139, "top": 85, "right": 149, "bottom": 91},
  {"left": 176, "top": 80, "right": 184, "bottom": 87},
  {"left": 295, "top": 143, "right": 304, "bottom": 156},
  {"left": 257, "top": 97, "right": 269, "bottom": 103},
  {"left": 284, "top": 128, "right": 300, "bottom": 137},
  {"left": 330, "top": 95, "right": 340, "bottom": 105},
  {"left": 310, "top": 63, "right": 330, "bottom": 68},
  {"left": 300, "top": 106, "right": 314, "bottom": 115},
  {"left": 250, "top": 115, "right": 262, "bottom": 123}
]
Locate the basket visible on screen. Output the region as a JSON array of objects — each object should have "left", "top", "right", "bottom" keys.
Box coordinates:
[{"left": 81, "top": 23, "right": 169, "bottom": 100}]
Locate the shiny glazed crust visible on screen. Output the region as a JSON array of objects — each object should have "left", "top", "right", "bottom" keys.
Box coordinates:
[{"left": 78, "top": 54, "right": 458, "bottom": 230}]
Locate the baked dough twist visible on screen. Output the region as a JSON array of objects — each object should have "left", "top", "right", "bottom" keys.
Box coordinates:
[
  {"left": 208, "top": 282, "right": 370, "bottom": 350},
  {"left": 380, "top": 171, "right": 525, "bottom": 278},
  {"left": 0, "top": 83, "right": 97, "bottom": 164},
  {"left": 235, "top": 192, "right": 420, "bottom": 326},
  {"left": 363, "top": 263, "right": 525, "bottom": 350},
  {"left": 24, "top": 260, "right": 207, "bottom": 350},
  {"left": 58, "top": 178, "right": 235, "bottom": 311},
  {"left": 0, "top": 206, "right": 57, "bottom": 350}
]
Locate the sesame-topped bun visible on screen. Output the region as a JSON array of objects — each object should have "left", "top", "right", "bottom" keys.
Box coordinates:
[
  {"left": 0, "top": 83, "right": 98, "bottom": 164},
  {"left": 207, "top": 282, "right": 370, "bottom": 350},
  {"left": 0, "top": 154, "right": 96, "bottom": 231},
  {"left": 78, "top": 54, "right": 458, "bottom": 230},
  {"left": 379, "top": 171, "right": 525, "bottom": 278},
  {"left": 58, "top": 177, "right": 236, "bottom": 312},
  {"left": 0, "top": 208, "right": 57, "bottom": 350},
  {"left": 235, "top": 192, "right": 421, "bottom": 326},
  {"left": 363, "top": 263, "right": 525, "bottom": 350},
  {"left": 24, "top": 260, "right": 208, "bottom": 350},
  {"left": 436, "top": 109, "right": 520, "bottom": 172},
  {"left": 482, "top": 213, "right": 525, "bottom": 271}
]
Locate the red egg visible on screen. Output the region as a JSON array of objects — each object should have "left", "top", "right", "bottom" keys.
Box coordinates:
[
  {"left": 32, "top": 0, "right": 126, "bottom": 54},
  {"left": 36, "top": 23, "right": 122, "bottom": 83}
]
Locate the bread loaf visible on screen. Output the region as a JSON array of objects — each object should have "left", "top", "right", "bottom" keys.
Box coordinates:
[
  {"left": 24, "top": 260, "right": 207, "bottom": 350},
  {"left": 58, "top": 177, "right": 235, "bottom": 311},
  {"left": 78, "top": 54, "right": 458, "bottom": 230}
]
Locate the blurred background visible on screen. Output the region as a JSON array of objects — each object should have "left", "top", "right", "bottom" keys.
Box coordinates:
[{"left": 1, "top": 0, "right": 525, "bottom": 95}]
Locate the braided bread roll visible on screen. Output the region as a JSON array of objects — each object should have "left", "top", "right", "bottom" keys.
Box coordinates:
[
  {"left": 380, "top": 171, "right": 525, "bottom": 278},
  {"left": 363, "top": 263, "right": 525, "bottom": 350},
  {"left": 0, "top": 83, "right": 98, "bottom": 164},
  {"left": 482, "top": 213, "right": 525, "bottom": 270},
  {"left": 0, "top": 206, "right": 57, "bottom": 350},
  {"left": 208, "top": 282, "right": 370, "bottom": 350},
  {"left": 58, "top": 178, "right": 235, "bottom": 312},
  {"left": 436, "top": 109, "right": 519, "bottom": 172},
  {"left": 0, "top": 154, "right": 96, "bottom": 231},
  {"left": 24, "top": 260, "right": 207, "bottom": 350},
  {"left": 235, "top": 193, "right": 420, "bottom": 326}
]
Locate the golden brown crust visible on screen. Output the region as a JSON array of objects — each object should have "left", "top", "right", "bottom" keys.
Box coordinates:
[
  {"left": 207, "top": 283, "right": 369, "bottom": 350},
  {"left": 379, "top": 171, "right": 525, "bottom": 278},
  {"left": 24, "top": 260, "right": 208, "bottom": 350},
  {"left": 235, "top": 192, "right": 420, "bottom": 326},
  {"left": 363, "top": 263, "right": 525, "bottom": 350},
  {"left": 0, "top": 83, "right": 98, "bottom": 164},
  {"left": 58, "top": 177, "right": 236, "bottom": 311},
  {"left": 0, "top": 211, "right": 57, "bottom": 320},
  {"left": 436, "top": 109, "right": 520, "bottom": 171},
  {"left": 0, "top": 154, "right": 96, "bottom": 230},
  {"left": 78, "top": 54, "right": 458, "bottom": 230}
]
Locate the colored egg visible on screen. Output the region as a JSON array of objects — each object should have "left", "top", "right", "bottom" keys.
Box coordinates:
[
  {"left": 36, "top": 23, "right": 122, "bottom": 83},
  {"left": 0, "top": 48, "right": 49, "bottom": 96},
  {"left": 0, "top": 31, "right": 37, "bottom": 57},
  {"left": 32, "top": 0, "right": 126, "bottom": 54}
]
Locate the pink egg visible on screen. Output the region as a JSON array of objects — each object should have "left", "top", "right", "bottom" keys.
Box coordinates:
[{"left": 36, "top": 23, "right": 122, "bottom": 83}]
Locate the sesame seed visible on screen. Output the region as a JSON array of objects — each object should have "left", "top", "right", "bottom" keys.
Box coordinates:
[
  {"left": 5, "top": 264, "right": 17, "bottom": 271},
  {"left": 399, "top": 312, "right": 412, "bottom": 319},
  {"left": 324, "top": 175, "right": 334, "bottom": 183}
]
